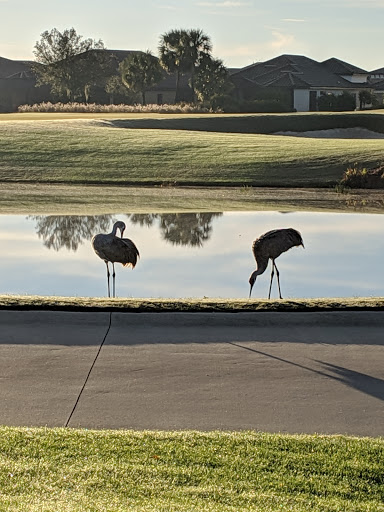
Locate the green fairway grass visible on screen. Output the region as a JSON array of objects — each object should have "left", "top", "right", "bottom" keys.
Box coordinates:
[
  {"left": 0, "top": 427, "right": 383, "bottom": 512},
  {"left": 1, "top": 114, "right": 383, "bottom": 187}
]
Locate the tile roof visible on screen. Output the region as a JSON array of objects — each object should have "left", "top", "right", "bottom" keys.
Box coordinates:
[
  {"left": 0, "top": 56, "right": 34, "bottom": 79},
  {"left": 321, "top": 57, "right": 367, "bottom": 75},
  {"left": 371, "top": 79, "right": 384, "bottom": 91},
  {"left": 232, "top": 54, "right": 364, "bottom": 89}
]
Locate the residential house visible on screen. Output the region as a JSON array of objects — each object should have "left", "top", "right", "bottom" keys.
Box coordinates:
[
  {"left": 0, "top": 50, "right": 192, "bottom": 111},
  {"left": 367, "top": 67, "right": 384, "bottom": 105},
  {"left": 321, "top": 57, "right": 369, "bottom": 83},
  {"left": 370, "top": 67, "right": 384, "bottom": 81},
  {"left": 1, "top": 50, "right": 383, "bottom": 112},
  {"left": 86, "top": 49, "right": 192, "bottom": 104},
  {"left": 230, "top": 54, "right": 373, "bottom": 112},
  {"left": 0, "top": 56, "right": 49, "bottom": 111}
]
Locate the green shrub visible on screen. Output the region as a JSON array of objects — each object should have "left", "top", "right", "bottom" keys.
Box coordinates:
[
  {"left": 318, "top": 92, "right": 356, "bottom": 111},
  {"left": 317, "top": 94, "right": 338, "bottom": 111},
  {"left": 340, "top": 164, "right": 384, "bottom": 188}
]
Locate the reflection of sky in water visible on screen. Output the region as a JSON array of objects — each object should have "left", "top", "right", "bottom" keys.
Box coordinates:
[{"left": 0, "top": 212, "right": 383, "bottom": 299}]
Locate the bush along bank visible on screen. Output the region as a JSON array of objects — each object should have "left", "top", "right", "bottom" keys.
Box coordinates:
[{"left": 339, "top": 164, "right": 384, "bottom": 189}]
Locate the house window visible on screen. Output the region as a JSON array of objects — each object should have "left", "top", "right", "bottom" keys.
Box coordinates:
[{"left": 157, "top": 93, "right": 163, "bottom": 105}]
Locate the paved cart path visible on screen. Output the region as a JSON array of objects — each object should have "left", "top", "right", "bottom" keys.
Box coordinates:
[{"left": 0, "top": 311, "right": 383, "bottom": 436}]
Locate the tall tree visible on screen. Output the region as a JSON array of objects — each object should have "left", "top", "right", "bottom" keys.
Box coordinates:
[
  {"left": 159, "top": 28, "right": 212, "bottom": 102},
  {"left": 119, "top": 51, "right": 163, "bottom": 105},
  {"left": 105, "top": 74, "right": 138, "bottom": 104},
  {"left": 184, "top": 29, "right": 212, "bottom": 102},
  {"left": 73, "top": 50, "right": 117, "bottom": 103},
  {"left": 158, "top": 29, "right": 188, "bottom": 102},
  {"left": 194, "top": 55, "right": 233, "bottom": 107},
  {"left": 32, "top": 27, "right": 105, "bottom": 101}
]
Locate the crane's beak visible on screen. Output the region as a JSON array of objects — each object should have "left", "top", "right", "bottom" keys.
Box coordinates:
[
  {"left": 249, "top": 282, "right": 254, "bottom": 298},
  {"left": 120, "top": 228, "right": 125, "bottom": 238}
]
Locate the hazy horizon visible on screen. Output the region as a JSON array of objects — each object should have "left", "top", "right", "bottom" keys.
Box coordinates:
[{"left": 1, "top": 0, "right": 383, "bottom": 72}]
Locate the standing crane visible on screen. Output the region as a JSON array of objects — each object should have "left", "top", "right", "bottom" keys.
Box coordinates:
[
  {"left": 92, "top": 220, "right": 139, "bottom": 298},
  {"left": 249, "top": 228, "right": 304, "bottom": 299}
]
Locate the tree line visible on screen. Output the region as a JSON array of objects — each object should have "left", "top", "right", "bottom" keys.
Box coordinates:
[{"left": 32, "top": 27, "right": 233, "bottom": 108}]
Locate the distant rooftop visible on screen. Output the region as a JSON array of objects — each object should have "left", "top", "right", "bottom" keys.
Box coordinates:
[
  {"left": 0, "top": 56, "right": 34, "bottom": 79},
  {"left": 231, "top": 54, "right": 358, "bottom": 89},
  {"left": 321, "top": 57, "right": 367, "bottom": 75}
]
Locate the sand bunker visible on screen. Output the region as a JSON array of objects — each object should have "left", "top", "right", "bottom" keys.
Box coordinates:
[{"left": 275, "top": 127, "right": 384, "bottom": 139}]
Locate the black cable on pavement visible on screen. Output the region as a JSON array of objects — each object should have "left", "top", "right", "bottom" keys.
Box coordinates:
[{"left": 65, "top": 311, "right": 112, "bottom": 427}]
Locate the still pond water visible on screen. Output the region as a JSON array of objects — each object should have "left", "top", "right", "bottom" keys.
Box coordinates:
[{"left": 0, "top": 211, "right": 383, "bottom": 299}]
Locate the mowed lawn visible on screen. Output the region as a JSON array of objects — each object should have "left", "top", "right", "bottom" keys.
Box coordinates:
[
  {"left": 1, "top": 427, "right": 383, "bottom": 512},
  {"left": 1, "top": 117, "right": 384, "bottom": 186}
]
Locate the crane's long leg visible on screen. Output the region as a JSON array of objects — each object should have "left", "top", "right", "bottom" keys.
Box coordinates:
[
  {"left": 274, "top": 261, "right": 282, "bottom": 299},
  {"left": 268, "top": 261, "right": 275, "bottom": 299},
  {"left": 112, "top": 262, "right": 116, "bottom": 298},
  {"left": 105, "top": 261, "right": 111, "bottom": 298}
]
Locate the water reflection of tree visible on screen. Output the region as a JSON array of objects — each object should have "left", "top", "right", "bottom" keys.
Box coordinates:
[
  {"left": 29, "top": 212, "right": 223, "bottom": 252},
  {"left": 28, "top": 215, "right": 114, "bottom": 251},
  {"left": 127, "top": 212, "right": 222, "bottom": 247}
]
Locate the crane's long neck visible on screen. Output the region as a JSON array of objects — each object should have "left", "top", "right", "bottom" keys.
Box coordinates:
[
  {"left": 249, "top": 256, "right": 269, "bottom": 298},
  {"left": 250, "top": 257, "right": 269, "bottom": 287},
  {"left": 254, "top": 256, "right": 269, "bottom": 277},
  {"left": 111, "top": 223, "right": 124, "bottom": 237}
]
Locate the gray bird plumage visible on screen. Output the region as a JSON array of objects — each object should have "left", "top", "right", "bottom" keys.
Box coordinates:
[
  {"left": 249, "top": 228, "right": 304, "bottom": 299},
  {"left": 92, "top": 220, "right": 139, "bottom": 297}
]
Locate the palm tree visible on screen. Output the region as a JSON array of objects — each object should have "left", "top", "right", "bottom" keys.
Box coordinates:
[
  {"left": 184, "top": 29, "right": 212, "bottom": 102},
  {"left": 159, "top": 29, "right": 212, "bottom": 103},
  {"left": 119, "top": 51, "right": 163, "bottom": 105},
  {"left": 159, "top": 29, "right": 188, "bottom": 102}
]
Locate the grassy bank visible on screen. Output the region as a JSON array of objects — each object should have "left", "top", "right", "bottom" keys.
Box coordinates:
[
  {"left": 2, "top": 110, "right": 384, "bottom": 133},
  {"left": 1, "top": 114, "right": 384, "bottom": 187},
  {"left": 1, "top": 295, "right": 383, "bottom": 312},
  {"left": 1, "top": 183, "right": 383, "bottom": 214},
  {"left": 1, "top": 427, "right": 383, "bottom": 512}
]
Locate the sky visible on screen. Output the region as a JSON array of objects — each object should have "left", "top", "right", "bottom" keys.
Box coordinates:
[{"left": 1, "top": 0, "right": 383, "bottom": 71}]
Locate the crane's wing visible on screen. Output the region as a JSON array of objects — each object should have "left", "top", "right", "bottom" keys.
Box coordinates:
[
  {"left": 120, "top": 237, "right": 140, "bottom": 268},
  {"left": 252, "top": 228, "right": 303, "bottom": 260}
]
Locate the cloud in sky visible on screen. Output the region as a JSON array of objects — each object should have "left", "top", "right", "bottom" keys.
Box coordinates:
[
  {"left": 281, "top": 18, "right": 306, "bottom": 22},
  {"left": 293, "top": 0, "right": 384, "bottom": 6},
  {"left": 196, "top": 1, "right": 252, "bottom": 7},
  {"left": 269, "top": 30, "right": 295, "bottom": 49},
  {"left": 218, "top": 30, "right": 299, "bottom": 64},
  {"left": 352, "top": 0, "right": 384, "bottom": 5},
  {"left": 334, "top": 0, "right": 384, "bottom": 5}
]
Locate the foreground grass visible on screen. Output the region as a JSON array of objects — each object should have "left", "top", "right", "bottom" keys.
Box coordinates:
[
  {"left": 1, "top": 295, "right": 383, "bottom": 312},
  {"left": 0, "top": 427, "right": 383, "bottom": 512},
  {"left": 1, "top": 116, "right": 384, "bottom": 187}
]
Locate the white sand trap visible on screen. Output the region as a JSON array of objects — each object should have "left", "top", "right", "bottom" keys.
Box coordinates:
[{"left": 275, "top": 127, "right": 384, "bottom": 139}]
